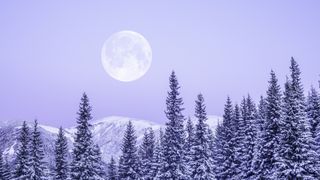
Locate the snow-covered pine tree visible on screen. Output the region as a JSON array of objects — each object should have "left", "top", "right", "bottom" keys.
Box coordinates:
[
  {"left": 14, "top": 121, "right": 31, "bottom": 179},
  {"left": 70, "top": 93, "right": 96, "bottom": 180},
  {"left": 309, "top": 87, "right": 320, "bottom": 171},
  {"left": 0, "top": 154, "right": 4, "bottom": 180},
  {"left": 107, "top": 157, "right": 117, "bottom": 180},
  {"left": 2, "top": 156, "right": 10, "bottom": 180},
  {"left": 118, "top": 121, "right": 140, "bottom": 179},
  {"left": 149, "top": 140, "right": 162, "bottom": 179},
  {"left": 190, "top": 94, "right": 214, "bottom": 179},
  {"left": 139, "top": 128, "right": 155, "bottom": 180},
  {"left": 0, "top": 153, "right": 4, "bottom": 180},
  {"left": 307, "top": 86, "right": 320, "bottom": 138},
  {"left": 150, "top": 129, "right": 164, "bottom": 178},
  {"left": 206, "top": 128, "right": 215, "bottom": 163},
  {"left": 229, "top": 103, "right": 241, "bottom": 178},
  {"left": 0, "top": 151, "right": 10, "bottom": 180},
  {"left": 256, "top": 96, "right": 267, "bottom": 133},
  {"left": 29, "top": 119, "right": 46, "bottom": 180},
  {"left": 54, "top": 126, "right": 69, "bottom": 180},
  {"left": 252, "top": 70, "right": 282, "bottom": 179},
  {"left": 184, "top": 116, "right": 195, "bottom": 175},
  {"left": 157, "top": 71, "right": 187, "bottom": 179},
  {"left": 185, "top": 117, "right": 195, "bottom": 151},
  {"left": 277, "top": 58, "right": 319, "bottom": 179},
  {"left": 215, "top": 97, "right": 236, "bottom": 179},
  {"left": 213, "top": 120, "right": 223, "bottom": 175},
  {"left": 232, "top": 98, "right": 248, "bottom": 179},
  {"left": 92, "top": 144, "right": 106, "bottom": 180},
  {"left": 238, "top": 95, "right": 257, "bottom": 179}
]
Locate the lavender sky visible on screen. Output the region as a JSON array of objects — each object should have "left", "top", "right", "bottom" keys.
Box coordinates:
[{"left": 1, "top": 1, "right": 320, "bottom": 127}]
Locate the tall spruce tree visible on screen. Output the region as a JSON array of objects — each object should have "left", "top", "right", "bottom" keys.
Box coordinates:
[
  {"left": 118, "top": 121, "right": 140, "bottom": 179},
  {"left": 185, "top": 117, "right": 195, "bottom": 151},
  {"left": 0, "top": 152, "right": 10, "bottom": 180},
  {"left": 309, "top": 87, "right": 320, "bottom": 169},
  {"left": 107, "top": 157, "right": 117, "bottom": 180},
  {"left": 251, "top": 96, "right": 266, "bottom": 177},
  {"left": 185, "top": 116, "right": 195, "bottom": 175},
  {"left": 14, "top": 121, "right": 31, "bottom": 179},
  {"left": 232, "top": 98, "right": 248, "bottom": 179},
  {"left": 214, "top": 97, "right": 236, "bottom": 179},
  {"left": 157, "top": 71, "right": 187, "bottom": 179},
  {"left": 277, "top": 58, "right": 318, "bottom": 179},
  {"left": 190, "top": 94, "right": 214, "bottom": 179},
  {"left": 2, "top": 156, "right": 10, "bottom": 180},
  {"left": 213, "top": 120, "right": 224, "bottom": 175},
  {"left": 307, "top": 87, "right": 320, "bottom": 138},
  {"left": 237, "top": 96, "right": 257, "bottom": 179},
  {"left": 230, "top": 103, "right": 242, "bottom": 178},
  {"left": 256, "top": 96, "right": 267, "bottom": 133},
  {"left": 150, "top": 141, "right": 162, "bottom": 179},
  {"left": 0, "top": 152, "right": 5, "bottom": 180},
  {"left": 252, "top": 70, "right": 282, "bottom": 179},
  {"left": 139, "top": 128, "right": 155, "bottom": 180},
  {"left": 70, "top": 93, "right": 96, "bottom": 180},
  {"left": 306, "top": 87, "right": 320, "bottom": 176},
  {"left": 206, "top": 128, "right": 215, "bottom": 165},
  {"left": 29, "top": 119, "right": 46, "bottom": 180},
  {"left": 150, "top": 129, "right": 164, "bottom": 178},
  {"left": 54, "top": 127, "right": 69, "bottom": 180},
  {"left": 92, "top": 144, "right": 106, "bottom": 180}
]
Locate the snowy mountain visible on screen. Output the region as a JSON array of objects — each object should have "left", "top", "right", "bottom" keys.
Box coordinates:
[{"left": 0, "top": 115, "right": 221, "bottom": 170}]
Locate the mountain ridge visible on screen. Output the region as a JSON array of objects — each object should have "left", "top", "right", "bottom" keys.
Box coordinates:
[{"left": 0, "top": 115, "right": 221, "bottom": 171}]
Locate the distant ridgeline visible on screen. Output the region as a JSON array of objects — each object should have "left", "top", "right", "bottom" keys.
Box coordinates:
[{"left": 1, "top": 57, "right": 320, "bottom": 179}]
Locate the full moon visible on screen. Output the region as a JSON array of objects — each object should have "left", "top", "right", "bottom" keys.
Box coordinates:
[{"left": 101, "top": 31, "right": 152, "bottom": 82}]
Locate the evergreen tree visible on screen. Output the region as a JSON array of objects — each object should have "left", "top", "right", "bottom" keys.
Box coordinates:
[
  {"left": 214, "top": 97, "right": 236, "bottom": 179},
  {"left": 213, "top": 121, "right": 224, "bottom": 175},
  {"left": 150, "top": 140, "right": 162, "bottom": 179},
  {"left": 237, "top": 96, "right": 257, "bottom": 179},
  {"left": 70, "top": 93, "right": 96, "bottom": 180},
  {"left": 29, "top": 119, "right": 46, "bottom": 180},
  {"left": 14, "top": 121, "right": 31, "bottom": 179},
  {"left": 233, "top": 98, "right": 248, "bottom": 179},
  {"left": 185, "top": 117, "right": 195, "bottom": 152},
  {"left": 230, "top": 103, "right": 242, "bottom": 178},
  {"left": 107, "top": 157, "right": 117, "bottom": 180},
  {"left": 0, "top": 153, "right": 5, "bottom": 180},
  {"left": 306, "top": 87, "right": 320, "bottom": 138},
  {"left": 2, "top": 156, "right": 10, "bottom": 180},
  {"left": 118, "top": 121, "right": 140, "bottom": 179},
  {"left": 157, "top": 71, "right": 187, "bottom": 179},
  {"left": 150, "top": 129, "right": 164, "bottom": 178},
  {"left": 252, "top": 70, "right": 282, "bottom": 179},
  {"left": 256, "top": 96, "right": 267, "bottom": 133},
  {"left": 184, "top": 116, "right": 195, "bottom": 175},
  {"left": 0, "top": 152, "right": 5, "bottom": 180},
  {"left": 54, "top": 127, "right": 69, "bottom": 180},
  {"left": 206, "top": 128, "right": 215, "bottom": 162},
  {"left": 190, "top": 94, "right": 214, "bottom": 179},
  {"left": 92, "top": 144, "right": 106, "bottom": 180},
  {"left": 0, "top": 152, "right": 10, "bottom": 180},
  {"left": 277, "top": 58, "right": 318, "bottom": 179},
  {"left": 139, "top": 128, "right": 155, "bottom": 180},
  {"left": 310, "top": 87, "right": 320, "bottom": 170}
]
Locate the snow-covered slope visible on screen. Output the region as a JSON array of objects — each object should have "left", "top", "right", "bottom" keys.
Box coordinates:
[
  {"left": 0, "top": 123, "right": 73, "bottom": 170},
  {"left": 0, "top": 115, "right": 221, "bottom": 168},
  {"left": 87, "top": 116, "right": 162, "bottom": 162}
]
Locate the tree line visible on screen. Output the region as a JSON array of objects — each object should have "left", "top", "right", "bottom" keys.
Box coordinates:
[{"left": 1, "top": 57, "right": 320, "bottom": 179}]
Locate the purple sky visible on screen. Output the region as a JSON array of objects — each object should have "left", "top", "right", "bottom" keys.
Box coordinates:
[{"left": 1, "top": 1, "right": 320, "bottom": 127}]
